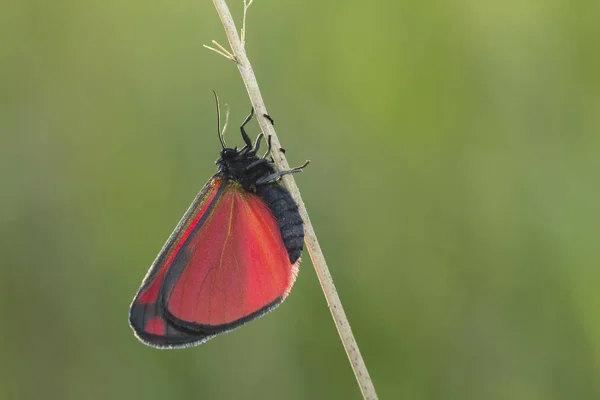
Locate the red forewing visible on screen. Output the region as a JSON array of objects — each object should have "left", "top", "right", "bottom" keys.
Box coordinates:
[
  {"left": 163, "top": 184, "right": 297, "bottom": 331},
  {"left": 129, "top": 176, "right": 298, "bottom": 348}
]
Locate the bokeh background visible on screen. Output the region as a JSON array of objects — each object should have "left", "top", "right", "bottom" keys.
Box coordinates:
[{"left": 2, "top": 0, "right": 599, "bottom": 399}]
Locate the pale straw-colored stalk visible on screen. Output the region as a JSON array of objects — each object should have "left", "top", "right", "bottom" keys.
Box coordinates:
[{"left": 204, "top": 1, "right": 378, "bottom": 398}]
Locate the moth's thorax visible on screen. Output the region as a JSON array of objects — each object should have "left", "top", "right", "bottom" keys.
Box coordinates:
[{"left": 216, "top": 147, "right": 275, "bottom": 191}]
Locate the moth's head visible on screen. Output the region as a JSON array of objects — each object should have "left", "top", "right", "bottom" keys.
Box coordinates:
[{"left": 219, "top": 147, "right": 239, "bottom": 161}]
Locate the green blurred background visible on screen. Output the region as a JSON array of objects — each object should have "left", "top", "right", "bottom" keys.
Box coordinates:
[{"left": 2, "top": 0, "right": 600, "bottom": 399}]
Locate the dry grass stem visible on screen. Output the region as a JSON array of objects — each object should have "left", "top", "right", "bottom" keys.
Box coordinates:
[{"left": 206, "top": 1, "right": 379, "bottom": 398}]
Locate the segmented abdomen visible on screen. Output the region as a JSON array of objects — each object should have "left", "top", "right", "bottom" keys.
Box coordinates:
[{"left": 257, "top": 184, "right": 304, "bottom": 263}]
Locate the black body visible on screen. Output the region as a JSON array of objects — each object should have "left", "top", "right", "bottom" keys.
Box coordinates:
[{"left": 215, "top": 109, "right": 304, "bottom": 264}]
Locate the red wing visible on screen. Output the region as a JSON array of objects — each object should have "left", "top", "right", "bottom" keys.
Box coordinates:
[
  {"left": 162, "top": 184, "right": 297, "bottom": 332},
  {"left": 129, "top": 177, "right": 223, "bottom": 348}
]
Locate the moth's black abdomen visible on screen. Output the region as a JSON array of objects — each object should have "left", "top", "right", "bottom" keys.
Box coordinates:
[{"left": 257, "top": 183, "right": 304, "bottom": 264}]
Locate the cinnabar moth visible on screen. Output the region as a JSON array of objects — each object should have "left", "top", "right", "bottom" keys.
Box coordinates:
[{"left": 129, "top": 103, "right": 307, "bottom": 348}]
